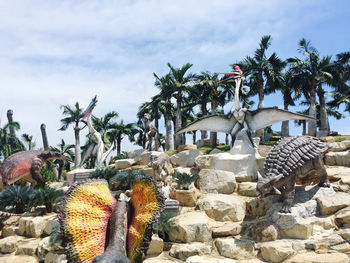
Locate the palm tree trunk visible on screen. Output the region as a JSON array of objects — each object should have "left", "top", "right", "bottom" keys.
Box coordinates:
[
  {"left": 74, "top": 126, "right": 81, "bottom": 168},
  {"left": 192, "top": 131, "right": 196, "bottom": 145},
  {"left": 40, "top": 124, "right": 49, "bottom": 150},
  {"left": 200, "top": 102, "right": 208, "bottom": 139},
  {"left": 174, "top": 94, "right": 183, "bottom": 148},
  {"left": 225, "top": 134, "right": 229, "bottom": 145},
  {"left": 154, "top": 110, "right": 160, "bottom": 131},
  {"left": 281, "top": 98, "right": 289, "bottom": 137},
  {"left": 308, "top": 86, "right": 317, "bottom": 136},
  {"left": 165, "top": 106, "right": 173, "bottom": 150},
  {"left": 317, "top": 85, "right": 329, "bottom": 135},
  {"left": 302, "top": 120, "right": 306, "bottom": 135},
  {"left": 210, "top": 100, "right": 218, "bottom": 147},
  {"left": 256, "top": 72, "right": 265, "bottom": 141},
  {"left": 117, "top": 137, "right": 122, "bottom": 155}
]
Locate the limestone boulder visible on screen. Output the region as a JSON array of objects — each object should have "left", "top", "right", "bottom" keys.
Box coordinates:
[
  {"left": 257, "top": 144, "right": 273, "bottom": 157},
  {"left": 0, "top": 256, "right": 38, "bottom": 263},
  {"left": 0, "top": 235, "right": 25, "bottom": 253},
  {"left": 198, "top": 194, "right": 246, "bottom": 222},
  {"left": 260, "top": 240, "right": 295, "bottom": 263},
  {"left": 177, "top": 144, "right": 197, "bottom": 152},
  {"left": 169, "top": 189, "right": 199, "bottom": 207},
  {"left": 174, "top": 167, "right": 197, "bottom": 175},
  {"left": 168, "top": 211, "right": 211, "bottom": 243},
  {"left": 215, "top": 238, "right": 255, "bottom": 260},
  {"left": 325, "top": 151, "right": 350, "bottom": 167},
  {"left": 37, "top": 236, "right": 64, "bottom": 261},
  {"left": 171, "top": 149, "right": 201, "bottom": 167},
  {"left": 211, "top": 221, "right": 242, "bottom": 237},
  {"left": 44, "top": 252, "right": 67, "bottom": 263},
  {"left": 44, "top": 214, "right": 59, "bottom": 235},
  {"left": 169, "top": 242, "right": 211, "bottom": 261},
  {"left": 147, "top": 234, "right": 164, "bottom": 257},
  {"left": 16, "top": 238, "right": 41, "bottom": 256},
  {"left": 127, "top": 148, "right": 145, "bottom": 159},
  {"left": 326, "top": 166, "right": 350, "bottom": 181},
  {"left": 246, "top": 196, "right": 275, "bottom": 219},
  {"left": 328, "top": 140, "right": 350, "bottom": 152},
  {"left": 19, "top": 214, "right": 57, "bottom": 238},
  {"left": 196, "top": 169, "right": 236, "bottom": 194},
  {"left": 209, "top": 148, "right": 223, "bottom": 154},
  {"left": 134, "top": 150, "right": 152, "bottom": 165},
  {"left": 238, "top": 182, "right": 257, "bottom": 197},
  {"left": 143, "top": 256, "right": 180, "bottom": 263},
  {"left": 2, "top": 225, "right": 19, "bottom": 237},
  {"left": 335, "top": 206, "right": 350, "bottom": 227},
  {"left": 284, "top": 252, "right": 350, "bottom": 263},
  {"left": 186, "top": 255, "right": 236, "bottom": 263},
  {"left": 317, "top": 192, "right": 350, "bottom": 216},
  {"left": 196, "top": 138, "right": 218, "bottom": 147},
  {"left": 115, "top": 158, "right": 136, "bottom": 169}
]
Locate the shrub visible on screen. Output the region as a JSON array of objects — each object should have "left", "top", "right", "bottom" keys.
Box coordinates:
[
  {"left": 90, "top": 167, "right": 118, "bottom": 181},
  {"left": 109, "top": 169, "right": 145, "bottom": 191},
  {"left": 0, "top": 185, "right": 36, "bottom": 214},
  {"left": 113, "top": 152, "right": 129, "bottom": 161},
  {"left": 41, "top": 162, "right": 58, "bottom": 183},
  {"left": 172, "top": 172, "right": 199, "bottom": 190},
  {"left": 30, "top": 187, "right": 64, "bottom": 213},
  {"left": 153, "top": 212, "right": 177, "bottom": 241}
]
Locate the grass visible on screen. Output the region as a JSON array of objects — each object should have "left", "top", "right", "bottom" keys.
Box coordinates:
[{"left": 334, "top": 135, "right": 350, "bottom": 142}]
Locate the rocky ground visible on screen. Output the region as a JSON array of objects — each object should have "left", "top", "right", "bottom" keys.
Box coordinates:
[{"left": 1, "top": 138, "right": 350, "bottom": 263}]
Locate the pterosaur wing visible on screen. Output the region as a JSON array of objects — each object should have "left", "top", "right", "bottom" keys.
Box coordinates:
[
  {"left": 176, "top": 115, "right": 236, "bottom": 135},
  {"left": 246, "top": 108, "right": 314, "bottom": 131}
]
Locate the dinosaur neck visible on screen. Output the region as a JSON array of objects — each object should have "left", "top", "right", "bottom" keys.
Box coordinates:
[{"left": 234, "top": 78, "right": 241, "bottom": 111}]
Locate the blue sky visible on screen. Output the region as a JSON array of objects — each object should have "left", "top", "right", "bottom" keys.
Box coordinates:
[{"left": 0, "top": 0, "right": 349, "bottom": 151}]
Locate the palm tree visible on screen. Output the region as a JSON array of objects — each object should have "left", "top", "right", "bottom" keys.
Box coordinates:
[
  {"left": 21, "top": 133, "right": 36, "bottom": 150},
  {"left": 167, "top": 63, "right": 195, "bottom": 148},
  {"left": 59, "top": 102, "right": 85, "bottom": 168},
  {"left": 50, "top": 139, "right": 74, "bottom": 180},
  {"left": 0, "top": 121, "right": 24, "bottom": 158},
  {"left": 236, "top": 35, "right": 284, "bottom": 140},
  {"left": 91, "top": 111, "right": 119, "bottom": 144},
  {"left": 288, "top": 38, "right": 338, "bottom": 136},
  {"left": 108, "top": 121, "right": 136, "bottom": 155}
]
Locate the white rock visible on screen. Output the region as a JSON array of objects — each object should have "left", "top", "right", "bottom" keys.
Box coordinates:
[
  {"left": 19, "top": 214, "right": 57, "bottom": 238},
  {"left": 237, "top": 182, "right": 257, "bottom": 197},
  {"left": 2, "top": 225, "right": 19, "bottom": 237},
  {"left": 169, "top": 242, "right": 212, "bottom": 260},
  {"left": 186, "top": 255, "right": 236, "bottom": 263},
  {"left": 168, "top": 211, "right": 211, "bottom": 243},
  {"left": 37, "top": 236, "right": 63, "bottom": 261},
  {"left": 127, "top": 148, "right": 145, "bottom": 159},
  {"left": 246, "top": 196, "right": 275, "bottom": 219},
  {"left": 196, "top": 169, "right": 236, "bottom": 194},
  {"left": 317, "top": 192, "right": 350, "bottom": 216},
  {"left": 134, "top": 150, "right": 152, "bottom": 165},
  {"left": 260, "top": 240, "right": 295, "bottom": 263},
  {"left": 16, "top": 238, "right": 41, "bottom": 256},
  {"left": 115, "top": 158, "right": 136, "bottom": 169},
  {"left": 325, "top": 151, "right": 350, "bottom": 167},
  {"left": 198, "top": 194, "right": 246, "bottom": 222},
  {"left": 209, "top": 148, "right": 223, "bottom": 154},
  {"left": 44, "top": 252, "right": 67, "bottom": 263},
  {"left": 169, "top": 189, "right": 199, "bottom": 207},
  {"left": 0, "top": 235, "right": 25, "bottom": 253},
  {"left": 211, "top": 221, "right": 242, "bottom": 237},
  {"left": 284, "top": 252, "right": 350, "bottom": 263},
  {"left": 328, "top": 140, "right": 350, "bottom": 152},
  {"left": 44, "top": 215, "right": 59, "bottom": 235},
  {"left": 0, "top": 255, "right": 38, "bottom": 263},
  {"left": 171, "top": 149, "right": 201, "bottom": 167},
  {"left": 66, "top": 168, "right": 95, "bottom": 183},
  {"left": 147, "top": 234, "right": 164, "bottom": 256},
  {"left": 327, "top": 166, "right": 350, "bottom": 181},
  {"left": 174, "top": 167, "right": 196, "bottom": 175},
  {"left": 215, "top": 238, "right": 255, "bottom": 260},
  {"left": 335, "top": 206, "right": 350, "bottom": 227}
]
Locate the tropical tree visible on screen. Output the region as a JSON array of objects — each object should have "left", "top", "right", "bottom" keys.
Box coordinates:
[
  {"left": 91, "top": 111, "right": 119, "bottom": 144},
  {"left": 236, "top": 35, "right": 284, "bottom": 140},
  {"left": 49, "top": 139, "right": 74, "bottom": 180},
  {"left": 108, "top": 121, "right": 136, "bottom": 155},
  {"left": 22, "top": 133, "right": 36, "bottom": 150},
  {"left": 59, "top": 102, "right": 85, "bottom": 168},
  {"left": 0, "top": 122, "right": 24, "bottom": 158},
  {"left": 167, "top": 63, "right": 195, "bottom": 148},
  {"left": 288, "top": 38, "right": 339, "bottom": 136}
]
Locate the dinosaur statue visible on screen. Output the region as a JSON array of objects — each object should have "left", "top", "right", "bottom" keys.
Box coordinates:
[
  {"left": 144, "top": 113, "right": 160, "bottom": 151},
  {"left": 79, "top": 96, "right": 114, "bottom": 169},
  {"left": 256, "top": 136, "right": 330, "bottom": 213},
  {"left": 176, "top": 66, "right": 314, "bottom": 147},
  {"left": 59, "top": 175, "right": 164, "bottom": 263},
  {"left": 0, "top": 150, "right": 71, "bottom": 189}
]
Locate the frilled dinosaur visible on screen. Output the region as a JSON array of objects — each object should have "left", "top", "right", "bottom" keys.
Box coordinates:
[
  {"left": 0, "top": 150, "right": 71, "bottom": 189},
  {"left": 59, "top": 175, "right": 165, "bottom": 263},
  {"left": 256, "top": 136, "right": 330, "bottom": 213}
]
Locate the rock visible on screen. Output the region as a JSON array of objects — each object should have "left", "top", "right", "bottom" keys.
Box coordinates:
[
  {"left": 335, "top": 206, "right": 350, "bottom": 227},
  {"left": 238, "top": 182, "right": 257, "bottom": 197},
  {"left": 327, "top": 166, "right": 350, "bottom": 181},
  {"left": 260, "top": 240, "right": 295, "bottom": 263},
  {"left": 147, "top": 234, "right": 164, "bottom": 256},
  {"left": 0, "top": 235, "right": 25, "bottom": 253},
  {"left": 18, "top": 214, "right": 57, "bottom": 238},
  {"left": 319, "top": 136, "right": 336, "bottom": 143},
  {"left": 256, "top": 155, "right": 265, "bottom": 176},
  {"left": 44, "top": 252, "right": 67, "bottom": 263},
  {"left": 169, "top": 189, "right": 199, "bottom": 207},
  {"left": 317, "top": 192, "right": 350, "bottom": 216},
  {"left": 284, "top": 251, "right": 350, "bottom": 263},
  {"left": 306, "top": 234, "right": 350, "bottom": 253},
  {"left": 211, "top": 221, "right": 242, "bottom": 237},
  {"left": 246, "top": 196, "right": 275, "bottom": 219},
  {"left": 0, "top": 255, "right": 38, "bottom": 263},
  {"left": 215, "top": 238, "right": 255, "bottom": 260},
  {"left": 251, "top": 221, "right": 278, "bottom": 242},
  {"left": 2, "top": 225, "right": 19, "bottom": 237},
  {"left": 257, "top": 145, "right": 273, "bottom": 157},
  {"left": 16, "top": 238, "right": 41, "bottom": 256},
  {"left": 186, "top": 255, "right": 236, "bottom": 263},
  {"left": 127, "top": 148, "right": 145, "bottom": 159},
  {"left": 174, "top": 167, "right": 197, "bottom": 175},
  {"left": 325, "top": 151, "right": 350, "bottom": 167},
  {"left": 66, "top": 168, "right": 95, "bottom": 183},
  {"left": 328, "top": 140, "right": 350, "bottom": 152},
  {"left": 115, "top": 158, "right": 136, "bottom": 169},
  {"left": 196, "top": 138, "right": 218, "bottom": 147},
  {"left": 279, "top": 220, "right": 314, "bottom": 240},
  {"left": 196, "top": 169, "right": 236, "bottom": 194},
  {"left": 171, "top": 149, "right": 201, "bottom": 167},
  {"left": 168, "top": 211, "right": 211, "bottom": 243},
  {"left": 198, "top": 194, "right": 246, "bottom": 222},
  {"left": 44, "top": 215, "right": 59, "bottom": 235},
  {"left": 48, "top": 181, "right": 70, "bottom": 191},
  {"left": 177, "top": 144, "right": 197, "bottom": 152},
  {"left": 209, "top": 148, "right": 223, "bottom": 154},
  {"left": 169, "top": 242, "right": 211, "bottom": 260},
  {"left": 143, "top": 255, "right": 179, "bottom": 263},
  {"left": 37, "top": 236, "right": 63, "bottom": 261},
  {"left": 135, "top": 150, "right": 152, "bottom": 165},
  {"left": 195, "top": 154, "right": 216, "bottom": 169}
]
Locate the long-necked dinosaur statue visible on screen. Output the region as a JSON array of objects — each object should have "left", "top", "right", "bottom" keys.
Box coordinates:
[
  {"left": 59, "top": 175, "right": 165, "bottom": 263},
  {"left": 176, "top": 66, "right": 314, "bottom": 147},
  {"left": 0, "top": 150, "right": 71, "bottom": 189}
]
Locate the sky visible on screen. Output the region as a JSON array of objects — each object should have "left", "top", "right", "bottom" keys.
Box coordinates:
[{"left": 0, "top": 0, "right": 349, "bottom": 152}]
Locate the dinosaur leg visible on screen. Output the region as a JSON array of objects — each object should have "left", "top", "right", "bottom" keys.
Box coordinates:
[
  {"left": 31, "top": 158, "right": 45, "bottom": 187},
  {"left": 244, "top": 121, "right": 256, "bottom": 148},
  {"left": 230, "top": 123, "right": 242, "bottom": 147},
  {"left": 314, "top": 156, "right": 330, "bottom": 187},
  {"left": 280, "top": 175, "right": 296, "bottom": 213}
]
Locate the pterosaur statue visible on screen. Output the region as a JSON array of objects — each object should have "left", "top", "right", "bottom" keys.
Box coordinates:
[
  {"left": 176, "top": 66, "right": 314, "bottom": 147},
  {"left": 79, "top": 96, "right": 114, "bottom": 169}
]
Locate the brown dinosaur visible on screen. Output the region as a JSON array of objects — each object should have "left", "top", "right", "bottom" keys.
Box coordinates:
[{"left": 0, "top": 150, "right": 71, "bottom": 189}]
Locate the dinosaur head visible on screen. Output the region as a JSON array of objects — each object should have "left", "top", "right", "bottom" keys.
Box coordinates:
[
  {"left": 256, "top": 172, "right": 283, "bottom": 198},
  {"left": 39, "top": 151, "right": 72, "bottom": 162}
]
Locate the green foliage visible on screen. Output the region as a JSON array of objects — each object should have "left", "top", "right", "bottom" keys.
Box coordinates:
[
  {"left": 216, "top": 145, "right": 231, "bottom": 151},
  {"left": 164, "top": 150, "right": 177, "bottom": 156},
  {"left": 30, "top": 187, "right": 64, "bottom": 213},
  {"left": 49, "top": 224, "right": 63, "bottom": 247},
  {"left": 197, "top": 147, "right": 212, "bottom": 154},
  {"left": 153, "top": 212, "right": 178, "bottom": 240},
  {"left": 173, "top": 172, "right": 199, "bottom": 190},
  {"left": 113, "top": 151, "right": 129, "bottom": 161},
  {"left": 90, "top": 167, "right": 118, "bottom": 180},
  {"left": 0, "top": 185, "right": 36, "bottom": 214},
  {"left": 109, "top": 169, "right": 145, "bottom": 191},
  {"left": 334, "top": 135, "right": 350, "bottom": 142},
  {"left": 40, "top": 162, "right": 58, "bottom": 183}
]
